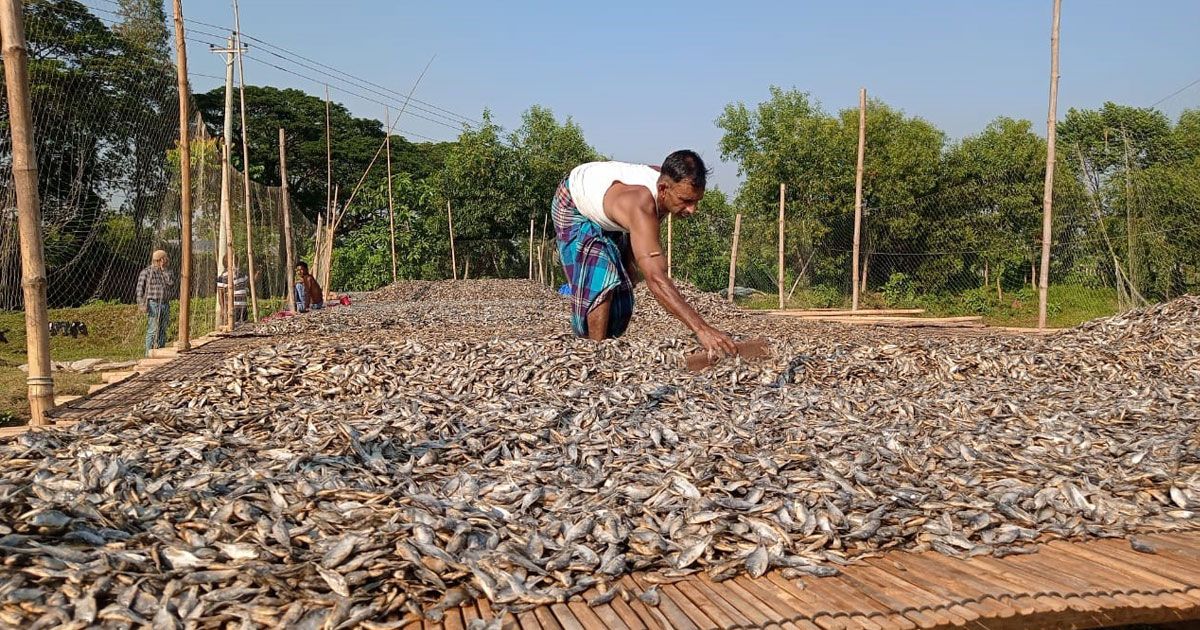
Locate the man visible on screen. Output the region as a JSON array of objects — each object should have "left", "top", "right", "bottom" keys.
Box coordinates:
[
  {"left": 216, "top": 270, "right": 249, "bottom": 324},
  {"left": 136, "top": 249, "right": 174, "bottom": 355},
  {"left": 294, "top": 261, "right": 324, "bottom": 313},
  {"left": 552, "top": 150, "right": 737, "bottom": 356}
]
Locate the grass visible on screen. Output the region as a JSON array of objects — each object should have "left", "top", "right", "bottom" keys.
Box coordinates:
[
  {"left": 738, "top": 284, "right": 1120, "bottom": 329},
  {"left": 0, "top": 296, "right": 286, "bottom": 423}
]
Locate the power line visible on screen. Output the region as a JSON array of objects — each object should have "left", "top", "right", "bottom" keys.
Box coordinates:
[{"left": 1149, "top": 75, "right": 1200, "bottom": 109}]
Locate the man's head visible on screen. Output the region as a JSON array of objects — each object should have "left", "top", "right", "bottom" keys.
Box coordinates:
[
  {"left": 151, "top": 250, "right": 168, "bottom": 268},
  {"left": 656, "top": 150, "right": 709, "bottom": 218},
  {"left": 296, "top": 261, "right": 309, "bottom": 277}
]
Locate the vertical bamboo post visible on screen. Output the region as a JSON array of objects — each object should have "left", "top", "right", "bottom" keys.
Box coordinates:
[
  {"left": 325, "top": 85, "right": 332, "bottom": 220},
  {"left": 279, "top": 128, "right": 295, "bottom": 313},
  {"left": 666, "top": 213, "right": 673, "bottom": 279},
  {"left": 171, "top": 0, "right": 193, "bottom": 351},
  {"left": 528, "top": 218, "right": 535, "bottom": 280},
  {"left": 1, "top": 0, "right": 54, "bottom": 423},
  {"left": 852, "top": 87, "right": 867, "bottom": 311},
  {"left": 322, "top": 185, "right": 338, "bottom": 295},
  {"left": 232, "top": 0, "right": 258, "bottom": 321},
  {"left": 384, "top": 106, "right": 397, "bottom": 283},
  {"left": 777, "top": 183, "right": 785, "bottom": 310},
  {"left": 727, "top": 213, "right": 742, "bottom": 302},
  {"left": 540, "top": 213, "right": 549, "bottom": 286},
  {"left": 463, "top": 259, "right": 470, "bottom": 280},
  {"left": 447, "top": 200, "right": 458, "bottom": 280},
  {"left": 1038, "top": 0, "right": 1062, "bottom": 329}
]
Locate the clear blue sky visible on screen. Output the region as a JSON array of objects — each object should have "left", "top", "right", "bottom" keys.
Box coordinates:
[{"left": 116, "top": 1, "right": 1200, "bottom": 191}]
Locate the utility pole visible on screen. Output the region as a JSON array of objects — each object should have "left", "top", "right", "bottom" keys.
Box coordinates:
[
  {"left": 171, "top": 0, "right": 193, "bottom": 351},
  {"left": 385, "top": 106, "right": 397, "bottom": 282},
  {"left": 232, "top": 0, "right": 258, "bottom": 321},
  {"left": 211, "top": 36, "right": 244, "bottom": 331}
]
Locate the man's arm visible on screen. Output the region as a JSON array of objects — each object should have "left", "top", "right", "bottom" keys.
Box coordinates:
[
  {"left": 618, "top": 190, "right": 737, "bottom": 355},
  {"left": 135, "top": 269, "right": 148, "bottom": 313}
]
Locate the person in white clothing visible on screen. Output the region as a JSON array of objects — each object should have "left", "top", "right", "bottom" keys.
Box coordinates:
[{"left": 551, "top": 150, "right": 737, "bottom": 357}]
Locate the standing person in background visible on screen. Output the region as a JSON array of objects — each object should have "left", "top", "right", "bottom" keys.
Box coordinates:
[
  {"left": 294, "top": 261, "right": 324, "bottom": 313},
  {"left": 136, "top": 249, "right": 175, "bottom": 355},
  {"left": 216, "top": 270, "right": 249, "bottom": 324}
]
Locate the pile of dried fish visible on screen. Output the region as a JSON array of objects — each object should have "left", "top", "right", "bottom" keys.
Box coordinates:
[{"left": 0, "top": 281, "right": 1197, "bottom": 628}]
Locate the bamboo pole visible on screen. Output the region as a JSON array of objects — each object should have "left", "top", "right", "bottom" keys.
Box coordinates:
[
  {"left": 385, "top": 106, "right": 397, "bottom": 282},
  {"left": 666, "top": 213, "right": 673, "bottom": 279},
  {"left": 171, "top": 0, "right": 192, "bottom": 351},
  {"left": 279, "top": 128, "right": 296, "bottom": 313},
  {"left": 321, "top": 185, "right": 338, "bottom": 294},
  {"left": 1038, "top": 0, "right": 1062, "bottom": 329},
  {"left": 727, "top": 213, "right": 742, "bottom": 302},
  {"left": 528, "top": 218, "right": 535, "bottom": 280},
  {"left": 1, "top": 0, "right": 54, "bottom": 424},
  {"left": 540, "top": 213, "right": 549, "bottom": 286},
  {"left": 232, "top": 0, "right": 258, "bottom": 322},
  {"left": 777, "top": 183, "right": 785, "bottom": 309},
  {"left": 852, "top": 87, "right": 867, "bottom": 311},
  {"left": 325, "top": 84, "right": 332, "bottom": 221},
  {"left": 447, "top": 200, "right": 458, "bottom": 280}
]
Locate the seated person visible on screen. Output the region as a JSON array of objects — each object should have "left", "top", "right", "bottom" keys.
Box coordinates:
[{"left": 294, "top": 261, "right": 324, "bottom": 312}]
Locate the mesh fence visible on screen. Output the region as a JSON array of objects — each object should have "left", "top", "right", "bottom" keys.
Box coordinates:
[
  {"left": 0, "top": 0, "right": 314, "bottom": 363},
  {"left": 724, "top": 156, "right": 1200, "bottom": 326}
]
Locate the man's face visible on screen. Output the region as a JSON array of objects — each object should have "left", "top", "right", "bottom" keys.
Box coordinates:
[
  {"left": 295, "top": 266, "right": 307, "bottom": 278},
  {"left": 154, "top": 256, "right": 168, "bottom": 268},
  {"left": 657, "top": 179, "right": 704, "bottom": 218}
]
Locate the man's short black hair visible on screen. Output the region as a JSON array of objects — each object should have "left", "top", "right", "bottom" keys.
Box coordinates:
[
  {"left": 661, "top": 149, "right": 710, "bottom": 189},
  {"left": 296, "top": 261, "right": 309, "bottom": 272}
]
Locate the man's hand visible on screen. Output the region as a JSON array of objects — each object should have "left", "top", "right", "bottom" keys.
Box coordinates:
[{"left": 696, "top": 325, "right": 737, "bottom": 358}]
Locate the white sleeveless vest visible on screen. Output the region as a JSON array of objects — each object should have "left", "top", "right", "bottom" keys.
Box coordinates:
[{"left": 567, "top": 161, "right": 660, "bottom": 233}]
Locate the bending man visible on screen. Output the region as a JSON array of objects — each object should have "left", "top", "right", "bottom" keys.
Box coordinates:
[{"left": 552, "top": 150, "right": 737, "bottom": 356}]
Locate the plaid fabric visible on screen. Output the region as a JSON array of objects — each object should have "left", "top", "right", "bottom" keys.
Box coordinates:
[
  {"left": 551, "top": 177, "right": 634, "bottom": 338},
  {"left": 136, "top": 266, "right": 173, "bottom": 305}
]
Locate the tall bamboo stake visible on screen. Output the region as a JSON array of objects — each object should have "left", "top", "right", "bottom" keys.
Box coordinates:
[
  {"left": 777, "top": 183, "right": 785, "bottom": 309},
  {"left": 385, "top": 106, "right": 397, "bottom": 282},
  {"left": 1038, "top": 0, "right": 1062, "bottom": 329},
  {"left": 852, "top": 87, "right": 867, "bottom": 311},
  {"left": 171, "top": 0, "right": 193, "bottom": 351},
  {"left": 279, "top": 128, "right": 295, "bottom": 313},
  {"left": 540, "top": 214, "right": 549, "bottom": 286},
  {"left": 1, "top": 0, "right": 54, "bottom": 424},
  {"left": 447, "top": 200, "right": 458, "bottom": 280},
  {"left": 727, "top": 213, "right": 742, "bottom": 302},
  {"left": 528, "top": 218, "right": 535, "bottom": 280},
  {"left": 232, "top": 0, "right": 258, "bottom": 321},
  {"left": 325, "top": 85, "right": 332, "bottom": 220},
  {"left": 666, "top": 213, "right": 673, "bottom": 279}
]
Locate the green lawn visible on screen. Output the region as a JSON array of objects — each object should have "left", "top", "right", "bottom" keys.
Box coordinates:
[
  {"left": 0, "top": 296, "right": 285, "bottom": 423},
  {"left": 739, "top": 284, "right": 1120, "bottom": 329}
]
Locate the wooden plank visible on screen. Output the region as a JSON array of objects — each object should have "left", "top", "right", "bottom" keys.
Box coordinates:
[
  {"left": 476, "top": 599, "right": 520, "bottom": 630},
  {"left": 548, "top": 603, "right": 584, "bottom": 630},
  {"left": 961, "top": 552, "right": 1102, "bottom": 616},
  {"left": 683, "top": 576, "right": 756, "bottom": 627},
  {"left": 721, "top": 577, "right": 804, "bottom": 629},
  {"left": 1019, "top": 544, "right": 1152, "bottom": 613},
  {"left": 443, "top": 606, "right": 466, "bottom": 630},
  {"left": 532, "top": 605, "right": 563, "bottom": 630},
  {"left": 564, "top": 600, "right": 612, "bottom": 630},
  {"left": 1097, "top": 537, "right": 1200, "bottom": 584},
  {"left": 515, "top": 609, "right": 542, "bottom": 630},
  {"left": 461, "top": 602, "right": 482, "bottom": 628},
  {"left": 909, "top": 553, "right": 1035, "bottom": 615},
  {"left": 659, "top": 583, "right": 720, "bottom": 630},
  {"left": 626, "top": 573, "right": 699, "bottom": 630},
  {"left": 831, "top": 565, "right": 960, "bottom": 629},
  {"left": 760, "top": 572, "right": 854, "bottom": 628},
  {"left": 862, "top": 556, "right": 1006, "bottom": 620},
  {"left": 1143, "top": 532, "right": 1200, "bottom": 563},
  {"left": 755, "top": 574, "right": 828, "bottom": 630},
  {"left": 696, "top": 575, "right": 778, "bottom": 627},
  {"left": 1050, "top": 540, "right": 1192, "bottom": 593},
  {"left": 837, "top": 562, "right": 966, "bottom": 628},
  {"left": 788, "top": 575, "right": 893, "bottom": 630},
  {"left": 620, "top": 576, "right": 671, "bottom": 629},
  {"left": 731, "top": 576, "right": 812, "bottom": 627},
  {"left": 765, "top": 308, "right": 926, "bottom": 317},
  {"left": 606, "top": 592, "right": 649, "bottom": 630}
]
